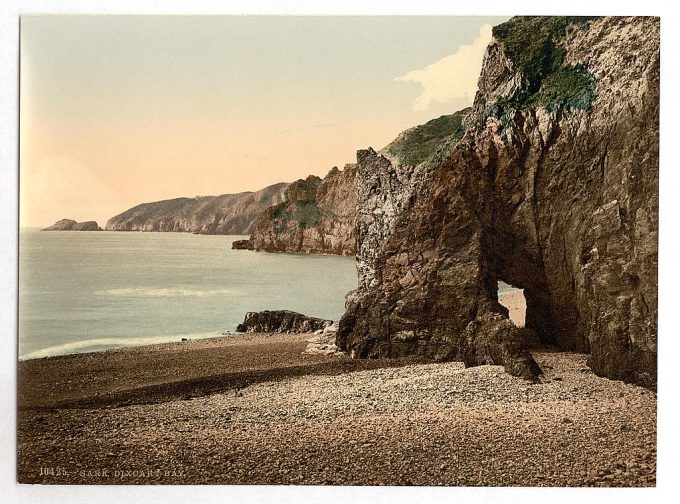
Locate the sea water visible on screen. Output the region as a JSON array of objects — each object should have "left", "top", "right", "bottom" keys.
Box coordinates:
[{"left": 18, "top": 229, "right": 357, "bottom": 359}]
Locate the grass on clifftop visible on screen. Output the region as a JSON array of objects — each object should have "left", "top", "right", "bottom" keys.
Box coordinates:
[
  {"left": 484, "top": 16, "right": 600, "bottom": 124},
  {"left": 386, "top": 108, "right": 470, "bottom": 166}
]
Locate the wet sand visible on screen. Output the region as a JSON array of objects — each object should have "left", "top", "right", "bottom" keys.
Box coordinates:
[{"left": 17, "top": 332, "right": 656, "bottom": 486}]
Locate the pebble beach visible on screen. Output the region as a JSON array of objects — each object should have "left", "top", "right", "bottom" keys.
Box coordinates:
[{"left": 17, "top": 327, "right": 656, "bottom": 486}]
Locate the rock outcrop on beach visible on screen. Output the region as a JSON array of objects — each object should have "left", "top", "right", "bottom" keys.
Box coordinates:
[
  {"left": 237, "top": 310, "right": 333, "bottom": 333},
  {"left": 231, "top": 239, "right": 254, "bottom": 250},
  {"left": 43, "top": 219, "right": 102, "bottom": 231},
  {"left": 249, "top": 165, "right": 357, "bottom": 255},
  {"left": 105, "top": 182, "right": 288, "bottom": 234},
  {"left": 352, "top": 109, "right": 470, "bottom": 291},
  {"left": 338, "top": 16, "right": 658, "bottom": 386}
]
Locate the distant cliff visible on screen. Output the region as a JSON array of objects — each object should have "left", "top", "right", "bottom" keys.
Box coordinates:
[
  {"left": 105, "top": 183, "right": 288, "bottom": 234},
  {"left": 338, "top": 16, "right": 658, "bottom": 386},
  {"left": 43, "top": 219, "right": 102, "bottom": 231},
  {"left": 249, "top": 166, "right": 357, "bottom": 255}
]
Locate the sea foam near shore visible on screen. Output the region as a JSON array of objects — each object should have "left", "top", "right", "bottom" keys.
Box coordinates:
[
  {"left": 18, "top": 332, "right": 224, "bottom": 361},
  {"left": 19, "top": 229, "right": 356, "bottom": 359}
]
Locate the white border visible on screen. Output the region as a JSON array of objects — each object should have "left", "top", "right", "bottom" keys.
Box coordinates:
[{"left": 2, "top": 1, "right": 678, "bottom": 503}]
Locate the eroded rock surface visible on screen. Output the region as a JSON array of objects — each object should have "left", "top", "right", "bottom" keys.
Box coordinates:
[
  {"left": 304, "top": 322, "right": 344, "bottom": 355},
  {"left": 338, "top": 16, "right": 658, "bottom": 386}
]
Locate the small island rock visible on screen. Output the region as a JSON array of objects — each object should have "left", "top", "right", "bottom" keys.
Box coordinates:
[{"left": 43, "top": 219, "right": 102, "bottom": 231}]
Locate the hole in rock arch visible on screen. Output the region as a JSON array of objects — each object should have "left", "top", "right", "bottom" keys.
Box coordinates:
[{"left": 497, "top": 281, "right": 526, "bottom": 328}]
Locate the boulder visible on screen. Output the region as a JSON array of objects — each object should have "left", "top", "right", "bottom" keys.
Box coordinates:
[
  {"left": 460, "top": 312, "right": 543, "bottom": 382},
  {"left": 304, "top": 331, "right": 344, "bottom": 355}
]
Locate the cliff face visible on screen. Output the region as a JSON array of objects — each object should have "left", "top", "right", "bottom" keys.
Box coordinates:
[
  {"left": 249, "top": 166, "right": 357, "bottom": 256},
  {"left": 338, "top": 16, "right": 658, "bottom": 386},
  {"left": 43, "top": 219, "right": 102, "bottom": 231},
  {"left": 105, "top": 183, "right": 288, "bottom": 234},
  {"left": 355, "top": 109, "right": 470, "bottom": 290}
]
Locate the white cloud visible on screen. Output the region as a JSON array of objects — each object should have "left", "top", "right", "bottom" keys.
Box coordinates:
[{"left": 396, "top": 24, "right": 493, "bottom": 111}]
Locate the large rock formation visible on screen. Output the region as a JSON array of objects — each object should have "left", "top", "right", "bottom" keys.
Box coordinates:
[
  {"left": 43, "top": 219, "right": 102, "bottom": 231},
  {"left": 237, "top": 310, "right": 333, "bottom": 333},
  {"left": 338, "top": 16, "right": 658, "bottom": 386},
  {"left": 249, "top": 166, "right": 357, "bottom": 255},
  {"left": 105, "top": 182, "right": 288, "bottom": 234}
]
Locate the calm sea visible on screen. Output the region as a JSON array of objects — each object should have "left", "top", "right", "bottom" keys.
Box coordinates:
[{"left": 18, "top": 229, "right": 358, "bottom": 360}]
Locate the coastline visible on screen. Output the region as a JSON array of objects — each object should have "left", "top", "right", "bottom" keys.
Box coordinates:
[
  {"left": 22, "top": 287, "right": 525, "bottom": 361},
  {"left": 18, "top": 331, "right": 656, "bottom": 486},
  {"left": 19, "top": 230, "right": 356, "bottom": 362},
  {"left": 18, "top": 332, "right": 236, "bottom": 361}
]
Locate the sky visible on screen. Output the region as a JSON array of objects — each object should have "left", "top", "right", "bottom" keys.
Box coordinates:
[{"left": 20, "top": 15, "right": 508, "bottom": 228}]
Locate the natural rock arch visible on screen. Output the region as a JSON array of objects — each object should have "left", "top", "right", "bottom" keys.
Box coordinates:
[{"left": 338, "top": 17, "right": 658, "bottom": 387}]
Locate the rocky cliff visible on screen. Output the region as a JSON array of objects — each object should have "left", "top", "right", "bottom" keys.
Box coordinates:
[
  {"left": 249, "top": 166, "right": 357, "bottom": 255},
  {"left": 354, "top": 109, "right": 470, "bottom": 290},
  {"left": 338, "top": 16, "right": 658, "bottom": 386},
  {"left": 105, "top": 183, "right": 288, "bottom": 234},
  {"left": 247, "top": 111, "right": 469, "bottom": 256},
  {"left": 43, "top": 219, "right": 102, "bottom": 231}
]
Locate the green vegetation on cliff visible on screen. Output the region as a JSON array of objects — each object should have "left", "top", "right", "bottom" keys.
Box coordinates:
[
  {"left": 263, "top": 175, "right": 324, "bottom": 233},
  {"left": 484, "top": 16, "right": 600, "bottom": 123},
  {"left": 493, "top": 16, "right": 599, "bottom": 95},
  {"left": 386, "top": 108, "right": 470, "bottom": 166},
  {"left": 268, "top": 200, "right": 323, "bottom": 232},
  {"left": 531, "top": 64, "right": 597, "bottom": 112}
]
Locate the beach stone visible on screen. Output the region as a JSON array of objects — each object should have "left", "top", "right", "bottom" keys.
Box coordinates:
[
  {"left": 323, "top": 322, "right": 340, "bottom": 334},
  {"left": 304, "top": 332, "right": 344, "bottom": 355}
]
